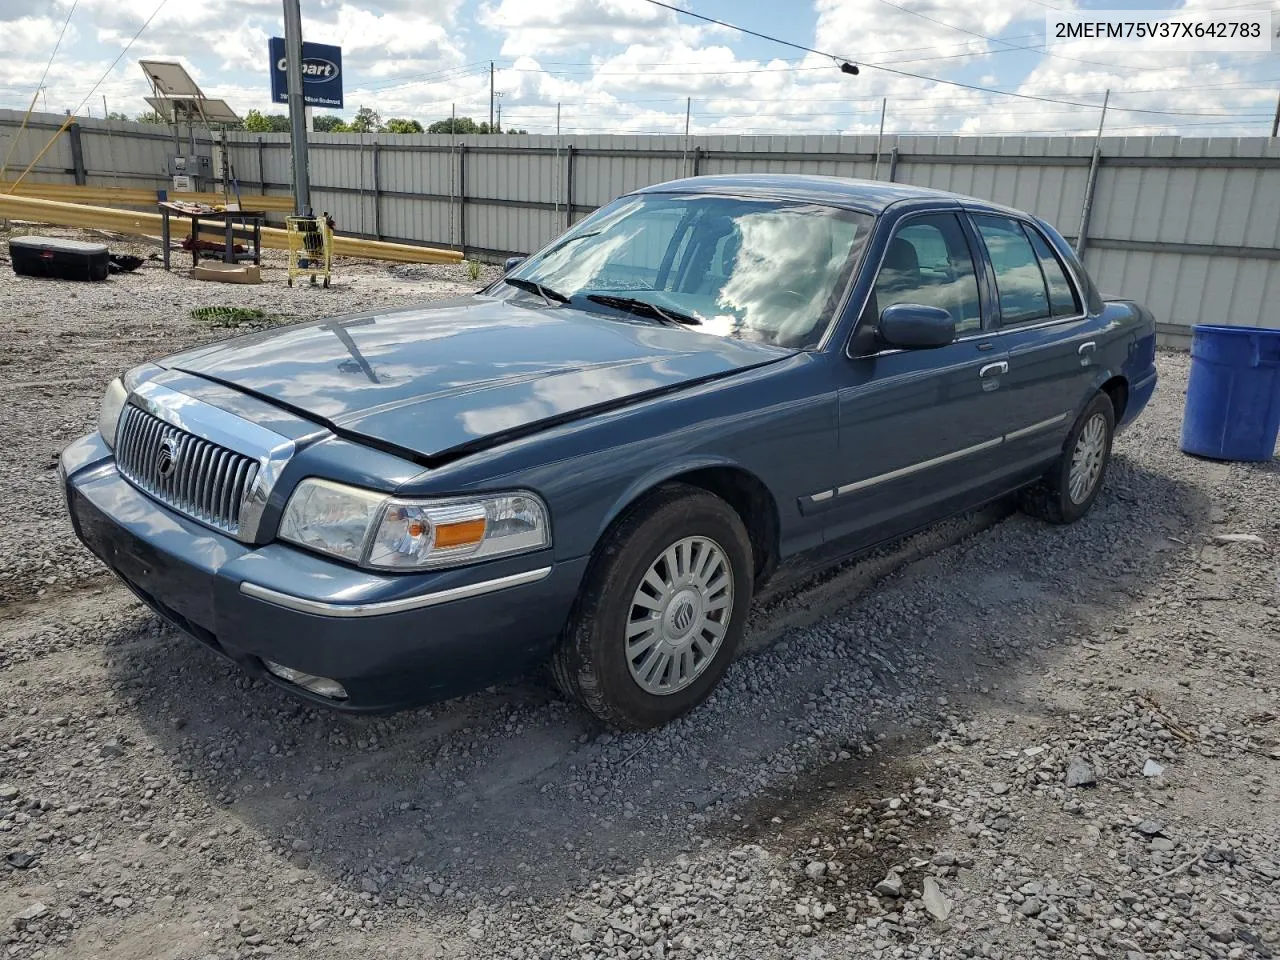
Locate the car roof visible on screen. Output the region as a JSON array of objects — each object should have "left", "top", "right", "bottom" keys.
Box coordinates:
[{"left": 632, "top": 173, "right": 1022, "bottom": 217}]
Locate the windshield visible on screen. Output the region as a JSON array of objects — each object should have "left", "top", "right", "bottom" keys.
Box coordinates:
[{"left": 504, "top": 193, "right": 875, "bottom": 349}]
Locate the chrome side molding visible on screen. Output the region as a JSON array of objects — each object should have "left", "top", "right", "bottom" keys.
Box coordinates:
[{"left": 807, "top": 411, "right": 1070, "bottom": 504}]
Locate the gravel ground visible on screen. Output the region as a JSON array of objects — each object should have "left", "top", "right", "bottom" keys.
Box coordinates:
[{"left": 1, "top": 229, "right": 1277, "bottom": 960}]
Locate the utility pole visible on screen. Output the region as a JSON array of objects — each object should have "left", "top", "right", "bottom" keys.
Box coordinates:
[
  {"left": 1075, "top": 88, "right": 1110, "bottom": 258},
  {"left": 684, "top": 97, "right": 691, "bottom": 137},
  {"left": 451, "top": 102, "right": 456, "bottom": 135},
  {"left": 496, "top": 103, "right": 502, "bottom": 134},
  {"left": 489, "top": 61, "right": 495, "bottom": 133},
  {"left": 102, "top": 95, "right": 108, "bottom": 119},
  {"left": 872, "top": 98, "right": 886, "bottom": 180},
  {"left": 282, "top": 0, "right": 310, "bottom": 214},
  {"left": 1271, "top": 90, "right": 1279, "bottom": 138}
]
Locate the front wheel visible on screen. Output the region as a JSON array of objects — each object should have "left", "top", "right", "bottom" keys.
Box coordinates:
[
  {"left": 1019, "top": 392, "right": 1116, "bottom": 524},
  {"left": 552, "top": 484, "right": 753, "bottom": 730}
]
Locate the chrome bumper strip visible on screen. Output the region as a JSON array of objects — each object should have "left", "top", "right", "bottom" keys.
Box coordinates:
[{"left": 239, "top": 566, "right": 554, "bottom": 618}]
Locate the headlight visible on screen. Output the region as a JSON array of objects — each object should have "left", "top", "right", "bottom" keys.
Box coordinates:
[
  {"left": 278, "top": 479, "right": 550, "bottom": 571},
  {"left": 98, "top": 378, "right": 128, "bottom": 449}
]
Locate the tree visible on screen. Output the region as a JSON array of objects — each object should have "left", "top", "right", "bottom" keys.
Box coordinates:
[
  {"left": 312, "top": 114, "right": 348, "bottom": 133},
  {"left": 385, "top": 118, "right": 423, "bottom": 134},
  {"left": 135, "top": 111, "right": 165, "bottom": 124},
  {"left": 244, "top": 109, "right": 290, "bottom": 133},
  {"left": 106, "top": 111, "right": 132, "bottom": 122},
  {"left": 425, "top": 116, "right": 495, "bottom": 135},
  {"left": 348, "top": 106, "right": 383, "bottom": 133}
]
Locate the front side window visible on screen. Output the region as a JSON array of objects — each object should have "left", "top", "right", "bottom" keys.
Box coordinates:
[
  {"left": 505, "top": 194, "right": 874, "bottom": 349},
  {"left": 973, "top": 215, "right": 1053, "bottom": 325},
  {"left": 861, "top": 213, "right": 982, "bottom": 333}
]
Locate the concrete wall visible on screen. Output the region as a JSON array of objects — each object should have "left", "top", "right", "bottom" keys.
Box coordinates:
[{"left": 4, "top": 108, "right": 1277, "bottom": 345}]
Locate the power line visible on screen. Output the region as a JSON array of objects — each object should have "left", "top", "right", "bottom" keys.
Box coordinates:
[
  {"left": 32, "top": 0, "right": 79, "bottom": 104},
  {"left": 72, "top": 0, "right": 170, "bottom": 117},
  {"left": 634, "top": 0, "right": 1247, "bottom": 113},
  {"left": 869, "top": 0, "right": 1177, "bottom": 73},
  {"left": 0, "top": 0, "right": 78, "bottom": 178}
]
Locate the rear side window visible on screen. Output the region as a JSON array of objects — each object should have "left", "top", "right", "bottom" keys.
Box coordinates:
[
  {"left": 862, "top": 213, "right": 982, "bottom": 333},
  {"left": 972, "top": 215, "right": 1050, "bottom": 325},
  {"left": 1024, "top": 226, "right": 1082, "bottom": 317}
]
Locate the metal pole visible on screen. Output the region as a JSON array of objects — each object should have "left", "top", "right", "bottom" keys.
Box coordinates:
[
  {"left": 556, "top": 102, "right": 561, "bottom": 137},
  {"left": 565, "top": 144, "right": 575, "bottom": 230},
  {"left": 1075, "top": 88, "right": 1110, "bottom": 259},
  {"left": 489, "top": 62, "right": 494, "bottom": 133},
  {"left": 102, "top": 95, "right": 108, "bottom": 119},
  {"left": 684, "top": 97, "right": 692, "bottom": 178},
  {"left": 372, "top": 141, "right": 382, "bottom": 240},
  {"left": 458, "top": 143, "right": 467, "bottom": 255},
  {"left": 67, "top": 121, "right": 86, "bottom": 185},
  {"left": 282, "top": 0, "right": 310, "bottom": 215},
  {"left": 1271, "top": 90, "right": 1279, "bottom": 138},
  {"left": 872, "top": 97, "right": 886, "bottom": 180},
  {"left": 451, "top": 102, "right": 455, "bottom": 135},
  {"left": 497, "top": 103, "right": 501, "bottom": 134}
]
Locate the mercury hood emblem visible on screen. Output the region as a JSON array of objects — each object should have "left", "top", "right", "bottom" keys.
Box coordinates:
[{"left": 156, "top": 437, "right": 180, "bottom": 479}]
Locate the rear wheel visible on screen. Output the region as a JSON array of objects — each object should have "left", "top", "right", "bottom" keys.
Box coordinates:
[
  {"left": 552, "top": 484, "right": 753, "bottom": 730},
  {"left": 1019, "top": 392, "right": 1115, "bottom": 524}
]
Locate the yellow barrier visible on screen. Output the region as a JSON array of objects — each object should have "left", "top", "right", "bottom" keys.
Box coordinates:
[
  {"left": 0, "top": 181, "right": 295, "bottom": 212},
  {"left": 0, "top": 193, "right": 463, "bottom": 265}
]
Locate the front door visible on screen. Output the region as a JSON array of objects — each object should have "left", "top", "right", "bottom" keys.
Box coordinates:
[{"left": 818, "top": 211, "right": 1012, "bottom": 549}]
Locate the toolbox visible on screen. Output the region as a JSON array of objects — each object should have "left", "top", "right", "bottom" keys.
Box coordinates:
[{"left": 9, "top": 236, "right": 110, "bottom": 281}]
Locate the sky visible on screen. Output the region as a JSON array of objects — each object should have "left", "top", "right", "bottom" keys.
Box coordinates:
[{"left": 0, "top": 0, "right": 1276, "bottom": 138}]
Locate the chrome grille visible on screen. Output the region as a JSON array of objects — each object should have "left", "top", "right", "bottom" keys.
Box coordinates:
[{"left": 115, "top": 404, "right": 260, "bottom": 534}]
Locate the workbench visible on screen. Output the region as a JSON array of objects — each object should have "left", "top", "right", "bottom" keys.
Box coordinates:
[{"left": 158, "top": 202, "right": 266, "bottom": 271}]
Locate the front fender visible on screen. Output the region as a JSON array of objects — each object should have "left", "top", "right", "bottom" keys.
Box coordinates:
[{"left": 594, "top": 453, "right": 751, "bottom": 540}]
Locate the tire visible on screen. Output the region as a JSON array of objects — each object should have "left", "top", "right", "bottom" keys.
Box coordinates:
[
  {"left": 552, "top": 484, "right": 754, "bottom": 730},
  {"left": 1019, "top": 392, "right": 1116, "bottom": 525}
]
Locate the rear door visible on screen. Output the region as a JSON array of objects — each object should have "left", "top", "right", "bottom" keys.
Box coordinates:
[
  {"left": 967, "top": 213, "right": 1105, "bottom": 463},
  {"left": 818, "top": 210, "right": 1012, "bottom": 549}
]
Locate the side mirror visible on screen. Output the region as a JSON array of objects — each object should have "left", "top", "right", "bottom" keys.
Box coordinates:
[
  {"left": 503, "top": 256, "right": 524, "bottom": 273},
  {"left": 877, "top": 303, "right": 956, "bottom": 350}
]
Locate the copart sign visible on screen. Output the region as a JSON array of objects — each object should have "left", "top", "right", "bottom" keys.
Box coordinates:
[{"left": 269, "top": 38, "right": 344, "bottom": 109}]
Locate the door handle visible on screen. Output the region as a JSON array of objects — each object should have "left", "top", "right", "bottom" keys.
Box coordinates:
[
  {"left": 979, "top": 361, "right": 1008, "bottom": 379},
  {"left": 1078, "top": 341, "right": 1097, "bottom": 366}
]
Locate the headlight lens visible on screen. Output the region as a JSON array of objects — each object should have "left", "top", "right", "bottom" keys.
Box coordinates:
[
  {"left": 98, "top": 378, "right": 128, "bottom": 449},
  {"left": 278, "top": 479, "right": 387, "bottom": 564},
  {"left": 279, "top": 479, "right": 550, "bottom": 571}
]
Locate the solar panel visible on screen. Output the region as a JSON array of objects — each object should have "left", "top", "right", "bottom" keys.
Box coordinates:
[
  {"left": 195, "top": 99, "right": 241, "bottom": 124},
  {"left": 145, "top": 96, "right": 240, "bottom": 126},
  {"left": 139, "top": 60, "right": 203, "bottom": 98}
]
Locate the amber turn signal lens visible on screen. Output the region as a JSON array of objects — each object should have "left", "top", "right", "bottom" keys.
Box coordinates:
[{"left": 433, "top": 517, "right": 487, "bottom": 549}]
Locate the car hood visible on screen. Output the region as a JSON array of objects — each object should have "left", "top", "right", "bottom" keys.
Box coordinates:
[{"left": 164, "top": 295, "right": 790, "bottom": 459}]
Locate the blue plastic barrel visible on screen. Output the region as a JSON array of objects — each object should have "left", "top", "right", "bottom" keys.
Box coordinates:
[{"left": 1180, "top": 324, "right": 1280, "bottom": 462}]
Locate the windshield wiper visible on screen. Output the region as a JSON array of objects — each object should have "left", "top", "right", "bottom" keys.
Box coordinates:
[
  {"left": 504, "top": 276, "right": 569, "bottom": 305},
  {"left": 542, "top": 230, "right": 602, "bottom": 256},
  {"left": 586, "top": 294, "right": 702, "bottom": 327}
]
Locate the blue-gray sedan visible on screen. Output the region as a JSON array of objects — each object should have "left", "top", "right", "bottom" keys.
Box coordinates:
[{"left": 61, "top": 175, "right": 1157, "bottom": 729}]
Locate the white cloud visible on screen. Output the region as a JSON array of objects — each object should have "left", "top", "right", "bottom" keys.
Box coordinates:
[
  {"left": 479, "top": 0, "right": 702, "bottom": 57},
  {"left": 0, "top": 0, "right": 1270, "bottom": 136}
]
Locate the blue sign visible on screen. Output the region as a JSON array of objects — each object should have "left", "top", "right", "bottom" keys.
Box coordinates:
[{"left": 269, "top": 38, "right": 343, "bottom": 109}]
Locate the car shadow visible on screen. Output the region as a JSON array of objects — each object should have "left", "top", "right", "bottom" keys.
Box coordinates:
[{"left": 104, "top": 453, "right": 1211, "bottom": 911}]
